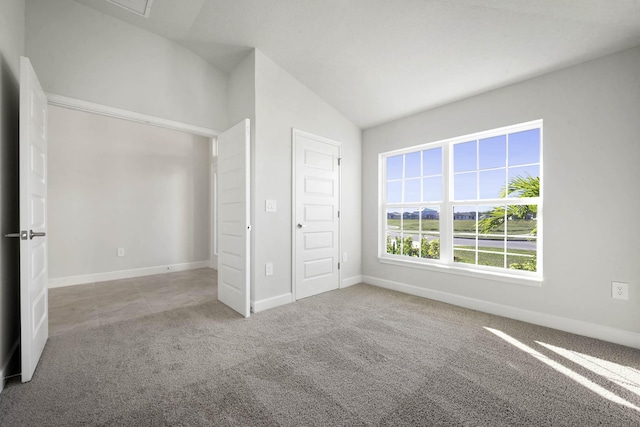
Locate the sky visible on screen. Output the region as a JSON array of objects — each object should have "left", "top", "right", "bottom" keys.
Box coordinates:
[{"left": 387, "top": 128, "right": 540, "bottom": 204}]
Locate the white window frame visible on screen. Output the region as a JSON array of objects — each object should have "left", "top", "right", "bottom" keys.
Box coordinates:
[{"left": 378, "top": 120, "right": 543, "bottom": 287}]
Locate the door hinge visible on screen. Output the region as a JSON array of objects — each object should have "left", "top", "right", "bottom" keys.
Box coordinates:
[
  {"left": 338, "top": 262, "right": 341, "bottom": 270},
  {"left": 337, "top": 157, "right": 341, "bottom": 166},
  {"left": 337, "top": 210, "right": 340, "bottom": 218}
]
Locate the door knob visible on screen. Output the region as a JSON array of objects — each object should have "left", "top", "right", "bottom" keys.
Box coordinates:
[
  {"left": 4, "top": 231, "right": 28, "bottom": 240},
  {"left": 29, "top": 230, "right": 46, "bottom": 239},
  {"left": 297, "top": 223, "right": 307, "bottom": 229}
]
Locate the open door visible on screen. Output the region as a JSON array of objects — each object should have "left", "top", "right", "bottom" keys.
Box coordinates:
[
  {"left": 217, "top": 119, "right": 250, "bottom": 317},
  {"left": 19, "top": 57, "right": 48, "bottom": 382}
]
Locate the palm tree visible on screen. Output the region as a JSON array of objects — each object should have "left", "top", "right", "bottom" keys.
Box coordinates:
[{"left": 478, "top": 174, "right": 539, "bottom": 235}]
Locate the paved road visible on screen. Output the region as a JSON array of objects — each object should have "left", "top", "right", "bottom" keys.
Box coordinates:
[{"left": 454, "top": 237, "right": 535, "bottom": 251}]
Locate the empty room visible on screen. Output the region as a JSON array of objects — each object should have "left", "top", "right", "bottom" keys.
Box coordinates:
[{"left": 1, "top": 0, "right": 639, "bottom": 425}]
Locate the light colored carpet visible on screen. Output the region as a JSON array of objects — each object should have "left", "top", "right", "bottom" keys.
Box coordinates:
[{"left": 1, "top": 282, "right": 639, "bottom": 426}]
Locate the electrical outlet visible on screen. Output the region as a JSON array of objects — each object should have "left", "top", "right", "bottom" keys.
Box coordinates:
[
  {"left": 266, "top": 200, "right": 277, "bottom": 212},
  {"left": 611, "top": 281, "right": 629, "bottom": 300},
  {"left": 117, "top": 248, "right": 125, "bottom": 257},
  {"left": 265, "top": 262, "right": 274, "bottom": 276}
]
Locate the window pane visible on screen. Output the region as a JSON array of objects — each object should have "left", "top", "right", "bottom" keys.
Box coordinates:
[
  {"left": 507, "top": 166, "right": 539, "bottom": 198},
  {"left": 420, "top": 207, "right": 440, "bottom": 232},
  {"left": 507, "top": 237, "right": 536, "bottom": 254},
  {"left": 478, "top": 237, "right": 504, "bottom": 253},
  {"left": 386, "top": 208, "right": 401, "bottom": 231},
  {"left": 386, "top": 233, "right": 402, "bottom": 255},
  {"left": 453, "top": 205, "right": 476, "bottom": 234},
  {"left": 420, "top": 234, "right": 440, "bottom": 259},
  {"left": 507, "top": 254, "right": 537, "bottom": 272},
  {"left": 479, "top": 169, "right": 506, "bottom": 200},
  {"left": 404, "top": 178, "right": 421, "bottom": 202},
  {"left": 454, "top": 249, "right": 475, "bottom": 265},
  {"left": 453, "top": 141, "right": 477, "bottom": 172},
  {"left": 423, "top": 176, "right": 442, "bottom": 202},
  {"left": 506, "top": 205, "right": 537, "bottom": 235},
  {"left": 478, "top": 250, "right": 505, "bottom": 268},
  {"left": 387, "top": 181, "right": 402, "bottom": 203},
  {"left": 402, "top": 233, "right": 420, "bottom": 257},
  {"left": 479, "top": 135, "right": 506, "bottom": 169},
  {"left": 508, "top": 129, "right": 540, "bottom": 166},
  {"left": 405, "top": 152, "right": 421, "bottom": 178},
  {"left": 478, "top": 205, "right": 505, "bottom": 235},
  {"left": 387, "top": 155, "right": 403, "bottom": 180},
  {"left": 423, "top": 147, "right": 442, "bottom": 176},
  {"left": 402, "top": 208, "right": 420, "bottom": 231},
  {"left": 454, "top": 172, "right": 477, "bottom": 200}
]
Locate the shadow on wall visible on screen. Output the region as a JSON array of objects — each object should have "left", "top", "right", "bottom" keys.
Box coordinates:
[{"left": 0, "top": 54, "right": 21, "bottom": 377}]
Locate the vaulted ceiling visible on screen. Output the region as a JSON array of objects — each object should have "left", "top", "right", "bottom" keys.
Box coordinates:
[{"left": 73, "top": 0, "right": 640, "bottom": 128}]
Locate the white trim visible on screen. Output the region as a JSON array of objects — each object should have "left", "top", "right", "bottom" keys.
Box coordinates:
[
  {"left": 46, "top": 93, "right": 220, "bottom": 138},
  {"left": 341, "top": 275, "right": 363, "bottom": 288},
  {"left": 105, "top": 0, "right": 154, "bottom": 18},
  {"left": 48, "top": 261, "right": 211, "bottom": 288},
  {"left": 252, "top": 293, "right": 293, "bottom": 313},
  {"left": 210, "top": 141, "right": 218, "bottom": 269},
  {"left": 378, "top": 256, "right": 542, "bottom": 287},
  {"left": 362, "top": 275, "right": 640, "bottom": 350},
  {"left": 0, "top": 340, "right": 19, "bottom": 395}
]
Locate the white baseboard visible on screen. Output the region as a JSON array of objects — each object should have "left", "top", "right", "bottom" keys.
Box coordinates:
[
  {"left": 363, "top": 275, "right": 640, "bottom": 350},
  {"left": 342, "top": 275, "right": 363, "bottom": 288},
  {"left": 0, "top": 339, "right": 19, "bottom": 395},
  {"left": 49, "top": 261, "right": 211, "bottom": 288},
  {"left": 252, "top": 293, "right": 293, "bottom": 313}
]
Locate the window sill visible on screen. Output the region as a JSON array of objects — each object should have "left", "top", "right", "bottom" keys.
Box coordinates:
[{"left": 378, "top": 256, "right": 543, "bottom": 287}]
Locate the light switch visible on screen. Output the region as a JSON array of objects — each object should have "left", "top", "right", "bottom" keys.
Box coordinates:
[{"left": 266, "top": 200, "right": 277, "bottom": 212}]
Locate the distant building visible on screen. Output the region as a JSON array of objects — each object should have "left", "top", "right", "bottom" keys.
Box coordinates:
[
  {"left": 453, "top": 211, "right": 476, "bottom": 220},
  {"left": 387, "top": 208, "right": 440, "bottom": 220},
  {"left": 421, "top": 208, "right": 439, "bottom": 220}
]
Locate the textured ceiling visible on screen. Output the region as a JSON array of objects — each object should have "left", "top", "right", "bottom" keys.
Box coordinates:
[{"left": 73, "top": 0, "right": 640, "bottom": 128}]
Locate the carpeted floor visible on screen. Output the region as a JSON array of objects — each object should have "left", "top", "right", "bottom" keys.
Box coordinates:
[{"left": 1, "top": 282, "right": 639, "bottom": 426}]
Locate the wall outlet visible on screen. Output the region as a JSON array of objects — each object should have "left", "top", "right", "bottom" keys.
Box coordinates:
[
  {"left": 117, "top": 248, "right": 125, "bottom": 257},
  {"left": 611, "top": 281, "right": 629, "bottom": 300},
  {"left": 266, "top": 200, "right": 277, "bottom": 212},
  {"left": 265, "top": 262, "right": 274, "bottom": 276}
]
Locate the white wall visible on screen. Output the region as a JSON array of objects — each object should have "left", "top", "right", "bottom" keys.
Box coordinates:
[
  {"left": 25, "top": 0, "right": 227, "bottom": 131},
  {"left": 48, "top": 106, "right": 211, "bottom": 281},
  {"left": 362, "top": 46, "right": 640, "bottom": 341},
  {"left": 253, "top": 50, "right": 362, "bottom": 306},
  {"left": 0, "top": 0, "right": 25, "bottom": 390}
]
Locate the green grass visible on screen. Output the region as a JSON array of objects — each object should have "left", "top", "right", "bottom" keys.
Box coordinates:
[
  {"left": 388, "top": 218, "right": 536, "bottom": 237},
  {"left": 454, "top": 219, "right": 536, "bottom": 235},
  {"left": 454, "top": 246, "right": 536, "bottom": 270},
  {"left": 387, "top": 219, "right": 438, "bottom": 232}
]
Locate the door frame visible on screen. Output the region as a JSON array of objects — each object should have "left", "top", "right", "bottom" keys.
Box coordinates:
[
  {"left": 46, "top": 93, "right": 222, "bottom": 279},
  {"left": 291, "top": 128, "right": 342, "bottom": 301},
  {"left": 46, "top": 93, "right": 219, "bottom": 138},
  {"left": 210, "top": 138, "right": 218, "bottom": 269}
]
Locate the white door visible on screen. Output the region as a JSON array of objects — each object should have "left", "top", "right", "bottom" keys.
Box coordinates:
[
  {"left": 217, "top": 119, "right": 250, "bottom": 317},
  {"left": 19, "top": 57, "right": 48, "bottom": 382},
  {"left": 293, "top": 130, "right": 340, "bottom": 300}
]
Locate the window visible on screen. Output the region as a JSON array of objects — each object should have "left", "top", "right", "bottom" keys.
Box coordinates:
[{"left": 380, "top": 120, "right": 542, "bottom": 280}]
